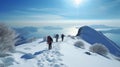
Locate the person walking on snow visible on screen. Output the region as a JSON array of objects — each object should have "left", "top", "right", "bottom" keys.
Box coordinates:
[
  {"left": 47, "top": 36, "right": 53, "bottom": 50},
  {"left": 61, "top": 34, "right": 65, "bottom": 41},
  {"left": 55, "top": 34, "right": 59, "bottom": 42}
]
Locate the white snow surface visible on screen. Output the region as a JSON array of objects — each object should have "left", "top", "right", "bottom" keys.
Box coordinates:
[{"left": 1, "top": 37, "right": 120, "bottom": 67}]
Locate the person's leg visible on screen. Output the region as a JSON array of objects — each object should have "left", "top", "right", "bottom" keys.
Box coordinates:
[
  {"left": 48, "top": 44, "right": 51, "bottom": 50},
  {"left": 57, "top": 38, "right": 58, "bottom": 42},
  {"left": 49, "top": 43, "right": 52, "bottom": 50},
  {"left": 48, "top": 44, "right": 50, "bottom": 50}
]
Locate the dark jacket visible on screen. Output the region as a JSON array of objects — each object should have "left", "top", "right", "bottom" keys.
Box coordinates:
[{"left": 47, "top": 36, "right": 53, "bottom": 44}]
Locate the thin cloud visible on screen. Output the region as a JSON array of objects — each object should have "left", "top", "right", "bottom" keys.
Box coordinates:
[
  {"left": 27, "top": 14, "right": 65, "bottom": 20},
  {"left": 12, "top": 8, "right": 65, "bottom": 20},
  {"left": 13, "top": 8, "right": 61, "bottom": 15},
  {"left": 1, "top": 14, "right": 65, "bottom": 22},
  {"left": 28, "top": 8, "right": 61, "bottom": 12}
]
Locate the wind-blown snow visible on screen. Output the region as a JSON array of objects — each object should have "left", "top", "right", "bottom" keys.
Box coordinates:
[{"left": 2, "top": 37, "right": 120, "bottom": 67}]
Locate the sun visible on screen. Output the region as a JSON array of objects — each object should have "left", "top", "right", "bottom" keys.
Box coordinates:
[{"left": 74, "top": 0, "right": 83, "bottom": 7}]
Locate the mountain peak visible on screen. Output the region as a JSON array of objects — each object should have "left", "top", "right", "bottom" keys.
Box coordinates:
[{"left": 77, "top": 26, "right": 120, "bottom": 57}]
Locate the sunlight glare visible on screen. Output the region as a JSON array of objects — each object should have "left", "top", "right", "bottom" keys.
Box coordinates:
[{"left": 74, "top": 0, "right": 83, "bottom": 7}]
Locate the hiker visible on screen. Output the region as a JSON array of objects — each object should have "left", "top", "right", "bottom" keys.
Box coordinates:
[
  {"left": 47, "top": 36, "right": 53, "bottom": 50},
  {"left": 55, "top": 34, "right": 59, "bottom": 42},
  {"left": 61, "top": 34, "right": 65, "bottom": 41}
]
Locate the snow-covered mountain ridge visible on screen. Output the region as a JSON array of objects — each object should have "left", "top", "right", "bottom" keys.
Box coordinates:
[{"left": 77, "top": 26, "right": 120, "bottom": 57}]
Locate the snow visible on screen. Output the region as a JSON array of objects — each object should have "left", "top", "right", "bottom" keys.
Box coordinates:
[
  {"left": 60, "top": 38, "right": 120, "bottom": 67},
  {"left": 76, "top": 26, "right": 120, "bottom": 57},
  {"left": 1, "top": 37, "right": 120, "bottom": 67}
]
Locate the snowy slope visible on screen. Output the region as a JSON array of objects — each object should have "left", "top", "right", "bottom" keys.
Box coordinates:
[
  {"left": 60, "top": 37, "right": 120, "bottom": 67},
  {"left": 76, "top": 26, "right": 120, "bottom": 57},
  {"left": 1, "top": 37, "right": 120, "bottom": 67}
]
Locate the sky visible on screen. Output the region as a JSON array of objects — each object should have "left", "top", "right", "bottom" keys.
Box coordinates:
[{"left": 0, "top": 0, "right": 120, "bottom": 27}]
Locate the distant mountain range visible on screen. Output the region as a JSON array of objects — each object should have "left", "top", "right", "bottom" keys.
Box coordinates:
[
  {"left": 76, "top": 26, "right": 120, "bottom": 57},
  {"left": 13, "top": 27, "right": 39, "bottom": 46},
  {"left": 100, "top": 29, "right": 120, "bottom": 34},
  {"left": 89, "top": 25, "right": 120, "bottom": 29},
  {"left": 42, "top": 26, "right": 63, "bottom": 30},
  {"left": 13, "top": 26, "right": 63, "bottom": 46}
]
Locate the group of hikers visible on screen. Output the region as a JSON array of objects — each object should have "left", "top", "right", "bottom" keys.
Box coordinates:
[{"left": 47, "top": 34, "right": 65, "bottom": 50}]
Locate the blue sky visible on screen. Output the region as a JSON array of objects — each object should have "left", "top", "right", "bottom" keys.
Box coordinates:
[{"left": 0, "top": 0, "right": 120, "bottom": 27}]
